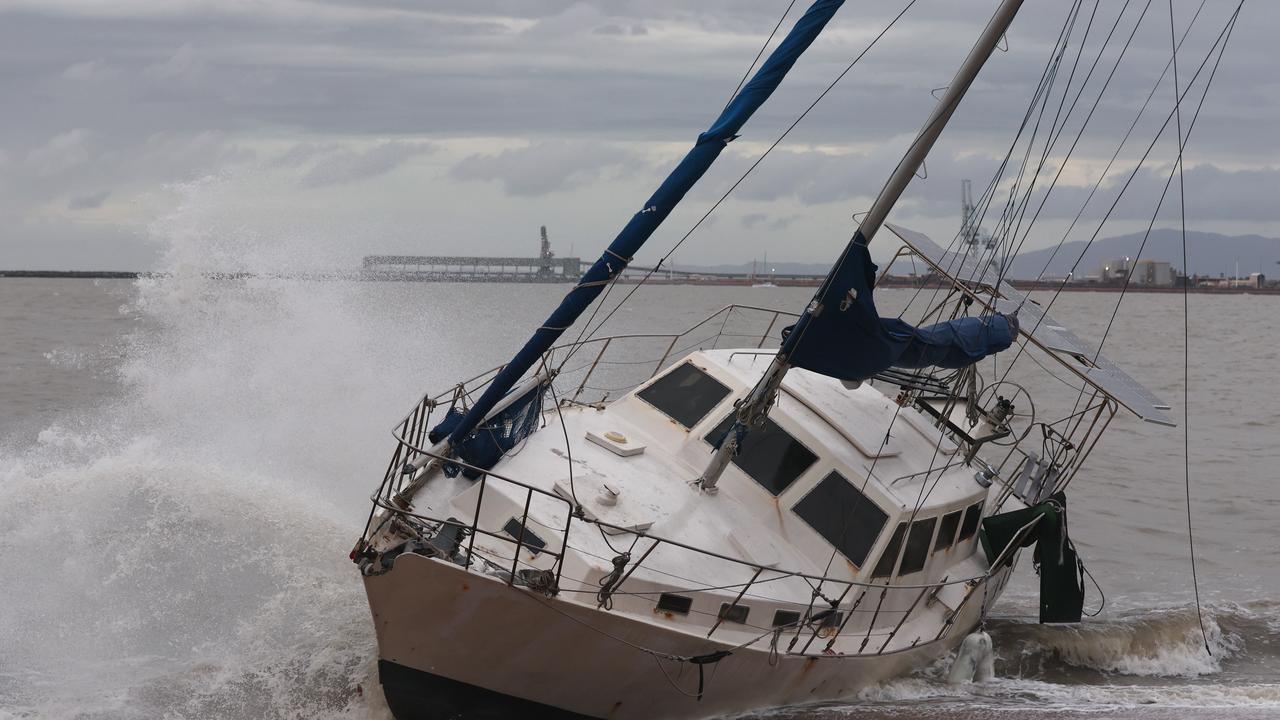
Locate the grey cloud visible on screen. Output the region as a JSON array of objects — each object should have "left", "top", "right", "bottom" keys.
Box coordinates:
[
  {"left": 742, "top": 212, "right": 799, "bottom": 231},
  {"left": 61, "top": 59, "right": 106, "bottom": 79},
  {"left": 144, "top": 43, "right": 202, "bottom": 81},
  {"left": 591, "top": 23, "right": 647, "bottom": 36},
  {"left": 26, "top": 129, "right": 94, "bottom": 176},
  {"left": 0, "top": 0, "right": 1271, "bottom": 269},
  {"left": 299, "top": 140, "right": 436, "bottom": 188},
  {"left": 450, "top": 141, "right": 642, "bottom": 197},
  {"left": 67, "top": 190, "right": 110, "bottom": 209},
  {"left": 274, "top": 142, "right": 341, "bottom": 168}
]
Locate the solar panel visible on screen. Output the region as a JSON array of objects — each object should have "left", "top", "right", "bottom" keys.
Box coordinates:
[{"left": 882, "top": 223, "right": 1174, "bottom": 427}]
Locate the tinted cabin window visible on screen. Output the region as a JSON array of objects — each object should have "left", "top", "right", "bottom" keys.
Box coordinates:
[
  {"left": 872, "top": 523, "right": 906, "bottom": 578},
  {"left": 772, "top": 610, "right": 801, "bottom": 628},
  {"left": 705, "top": 414, "right": 818, "bottom": 495},
  {"left": 718, "top": 603, "right": 750, "bottom": 625},
  {"left": 935, "top": 510, "right": 962, "bottom": 551},
  {"left": 637, "top": 362, "right": 731, "bottom": 429},
  {"left": 900, "top": 517, "right": 937, "bottom": 574},
  {"left": 958, "top": 501, "right": 984, "bottom": 542},
  {"left": 792, "top": 472, "right": 888, "bottom": 567},
  {"left": 656, "top": 593, "right": 693, "bottom": 615}
]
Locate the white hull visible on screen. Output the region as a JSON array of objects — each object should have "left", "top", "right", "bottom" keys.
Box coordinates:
[{"left": 364, "top": 551, "right": 1012, "bottom": 719}]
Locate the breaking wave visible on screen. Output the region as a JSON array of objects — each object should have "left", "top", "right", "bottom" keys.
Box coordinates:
[
  {"left": 992, "top": 605, "right": 1252, "bottom": 678},
  {"left": 0, "top": 176, "right": 401, "bottom": 719},
  {"left": 2, "top": 175, "right": 1278, "bottom": 719}
]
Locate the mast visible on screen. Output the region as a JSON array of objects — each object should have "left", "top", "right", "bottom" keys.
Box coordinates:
[
  {"left": 699, "top": 0, "right": 1026, "bottom": 491},
  {"left": 438, "top": 0, "right": 850, "bottom": 450}
]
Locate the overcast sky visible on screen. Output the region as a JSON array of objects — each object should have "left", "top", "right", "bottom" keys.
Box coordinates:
[{"left": 0, "top": 0, "right": 1272, "bottom": 271}]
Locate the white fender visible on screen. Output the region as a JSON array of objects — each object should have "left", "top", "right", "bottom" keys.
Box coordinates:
[{"left": 947, "top": 631, "right": 994, "bottom": 684}]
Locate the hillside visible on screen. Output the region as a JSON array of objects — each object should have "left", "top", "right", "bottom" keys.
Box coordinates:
[
  {"left": 674, "top": 230, "right": 1278, "bottom": 279},
  {"left": 1002, "top": 229, "right": 1279, "bottom": 280}
]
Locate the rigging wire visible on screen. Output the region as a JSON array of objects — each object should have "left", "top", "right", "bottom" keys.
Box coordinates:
[
  {"left": 725, "top": 0, "right": 800, "bottom": 109},
  {"left": 989, "top": 0, "right": 1137, "bottom": 282},
  {"left": 991, "top": 4, "right": 1234, "bottom": 388},
  {"left": 853, "top": 2, "right": 1091, "bottom": 534},
  {"left": 893, "top": 0, "right": 1085, "bottom": 325},
  {"left": 559, "top": 0, "right": 802, "bottom": 359},
  {"left": 558, "top": 0, "right": 922, "bottom": 366},
  {"left": 1168, "top": 0, "right": 1243, "bottom": 658}
]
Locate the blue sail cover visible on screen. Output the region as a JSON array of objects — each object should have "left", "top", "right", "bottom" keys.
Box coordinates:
[
  {"left": 782, "top": 237, "right": 1015, "bottom": 381},
  {"left": 442, "top": 0, "right": 848, "bottom": 446}
]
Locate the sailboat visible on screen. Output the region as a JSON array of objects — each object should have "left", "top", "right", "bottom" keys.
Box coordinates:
[
  {"left": 350, "top": 0, "right": 1212, "bottom": 716},
  {"left": 753, "top": 253, "right": 778, "bottom": 288}
]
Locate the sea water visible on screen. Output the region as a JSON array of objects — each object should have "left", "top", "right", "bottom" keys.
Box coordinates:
[{"left": 2, "top": 193, "right": 1278, "bottom": 719}]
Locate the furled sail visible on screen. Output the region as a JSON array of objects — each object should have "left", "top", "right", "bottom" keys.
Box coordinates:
[
  {"left": 439, "top": 0, "right": 848, "bottom": 447},
  {"left": 782, "top": 241, "right": 1015, "bottom": 382}
]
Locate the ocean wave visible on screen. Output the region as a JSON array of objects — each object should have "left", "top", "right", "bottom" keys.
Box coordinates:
[
  {"left": 851, "top": 675, "right": 1280, "bottom": 711},
  {"left": 990, "top": 603, "right": 1280, "bottom": 678}
]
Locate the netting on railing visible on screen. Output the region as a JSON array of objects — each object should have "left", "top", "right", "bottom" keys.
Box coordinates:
[{"left": 428, "top": 381, "right": 547, "bottom": 479}]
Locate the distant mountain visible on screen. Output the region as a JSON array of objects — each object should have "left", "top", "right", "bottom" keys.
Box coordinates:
[
  {"left": 1002, "top": 229, "right": 1279, "bottom": 280},
  {"left": 674, "top": 230, "right": 1279, "bottom": 280},
  {"left": 669, "top": 260, "right": 832, "bottom": 276}
]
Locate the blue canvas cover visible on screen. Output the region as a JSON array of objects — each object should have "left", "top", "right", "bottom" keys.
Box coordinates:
[
  {"left": 428, "top": 383, "right": 545, "bottom": 479},
  {"left": 440, "top": 0, "right": 848, "bottom": 447},
  {"left": 782, "top": 238, "right": 1015, "bottom": 382}
]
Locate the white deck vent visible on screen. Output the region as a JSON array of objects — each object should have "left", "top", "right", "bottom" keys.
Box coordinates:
[{"left": 586, "top": 429, "right": 646, "bottom": 457}]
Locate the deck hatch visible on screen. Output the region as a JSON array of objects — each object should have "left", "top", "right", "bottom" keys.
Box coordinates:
[
  {"left": 656, "top": 593, "right": 693, "bottom": 615},
  {"left": 705, "top": 414, "right": 818, "bottom": 495},
  {"left": 718, "top": 603, "right": 750, "bottom": 624},
  {"left": 792, "top": 471, "right": 889, "bottom": 567},
  {"left": 501, "top": 517, "right": 547, "bottom": 555},
  {"left": 900, "top": 517, "right": 937, "bottom": 574},
  {"left": 636, "top": 362, "right": 731, "bottom": 429}
]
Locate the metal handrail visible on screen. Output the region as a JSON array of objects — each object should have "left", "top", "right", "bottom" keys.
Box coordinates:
[
  {"left": 389, "top": 304, "right": 800, "bottom": 432},
  {"left": 361, "top": 300, "right": 1045, "bottom": 657},
  {"left": 376, "top": 441, "right": 994, "bottom": 594}
]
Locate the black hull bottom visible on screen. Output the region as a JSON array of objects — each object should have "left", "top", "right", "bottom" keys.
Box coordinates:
[{"left": 378, "top": 660, "right": 599, "bottom": 720}]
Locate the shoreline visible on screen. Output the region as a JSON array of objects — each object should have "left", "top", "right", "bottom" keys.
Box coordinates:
[{"left": 2, "top": 270, "right": 1275, "bottom": 294}]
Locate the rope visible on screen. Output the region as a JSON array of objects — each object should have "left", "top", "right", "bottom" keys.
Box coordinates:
[
  {"left": 546, "top": 379, "right": 582, "bottom": 513},
  {"left": 1167, "top": 0, "right": 1245, "bottom": 658}
]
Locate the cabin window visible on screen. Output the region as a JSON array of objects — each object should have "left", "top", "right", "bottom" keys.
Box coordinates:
[
  {"left": 935, "top": 510, "right": 962, "bottom": 551},
  {"left": 502, "top": 518, "right": 546, "bottom": 555},
  {"left": 872, "top": 523, "right": 906, "bottom": 578},
  {"left": 900, "top": 517, "right": 937, "bottom": 574},
  {"left": 958, "top": 501, "right": 984, "bottom": 542},
  {"left": 816, "top": 610, "right": 843, "bottom": 629},
  {"left": 718, "top": 603, "right": 750, "bottom": 625},
  {"left": 772, "top": 609, "right": 801, "bottom": 628},
  {"left": 656, "top": 593, "right": 693, "bottom": 615},
  {"left": 792, "top": 471, "right": 889, "bottom": 567},
  {"left": 705, "top": 414, "right": 818, "bottom": 495},
  {"left": 636, "top": 362, "right": 731, "bottom": 429}
]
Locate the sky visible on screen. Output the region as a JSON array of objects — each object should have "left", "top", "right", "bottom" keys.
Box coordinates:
[{"left": 0, "top": 0, "right": 1273, "bottom": 271}]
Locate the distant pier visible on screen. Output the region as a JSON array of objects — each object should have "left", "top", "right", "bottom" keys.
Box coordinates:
[{"left": 362, "top": 226, "right": 582, "bottom": 283}]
